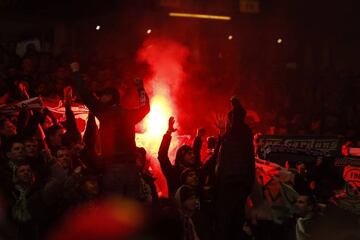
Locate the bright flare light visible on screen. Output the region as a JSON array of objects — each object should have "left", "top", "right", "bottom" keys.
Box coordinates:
[
  {"left": 136, "top": 93, "right": 174, "bottom": 157},
  {"left": 144, "top": 95, "right": 172, "bottom": 139},
  {"left": 136, "top": 93, "right": 177, "bottom": 198}
]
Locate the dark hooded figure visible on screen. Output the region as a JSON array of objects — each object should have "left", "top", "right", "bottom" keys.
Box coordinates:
[
  {"left": 214, "top": 97, "right": 255, "bottom": 240},
  {"left": 158, "top": 117, "right": 202, "bottom": 197}
]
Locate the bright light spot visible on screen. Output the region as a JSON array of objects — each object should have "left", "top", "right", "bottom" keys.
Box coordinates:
[
  {"left": 96, "top": 25, "right": 101, "bottom": 31},
  {"left": 136, "top": 92, "right": 175, "bottom": 165},
  {"left": 144, "top": 95, "right": 171, "bottom": 139},
  {"left": 228, "top": 35, "right": 233, "bottom": 40},
  {"left": 277, "top": 38, "right": 283, "bottom": 44},
  {"left": 146, "top": 29, "right": 152, "bottom": 34}
]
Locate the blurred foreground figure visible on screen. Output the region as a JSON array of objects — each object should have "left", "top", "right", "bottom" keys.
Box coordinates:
[
  {"left": 70, "top": 62, "right": 150, "bottom": 198},
  {"left": 214, "top": 97, "right": 255, "bottom": 239},
  {"left": 48, "top": 197, "right": 184, "bottom": 240}
]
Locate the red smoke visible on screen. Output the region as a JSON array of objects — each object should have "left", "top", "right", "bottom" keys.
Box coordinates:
[
  {"left": 135, "top": 37, "right": 190, "bottom": 197},
  {"left": 136, "top": 37, "right": 190, "bottom": 152}
]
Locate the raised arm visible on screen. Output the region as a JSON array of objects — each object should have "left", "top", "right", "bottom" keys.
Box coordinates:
[
  {"left": 18, "top": 109, "right": 43, "bottom": 139},
  {"left": 81, "top": 112, "right": 100, "bottom": 170},
  {"left": 201, "top": 116, "right": 226, "bottom": 181},
  {"left": 70, "top": 62, "right": 102, "bottom": 115},
  {"left": 83, "top": 112, "right": 97, "bottom": 155},
  {"left": 158, "top": 117, "right": 177, "bottom": 180},
  {"left": 63, "top": 86, "right": 81, "bottom": 138},
  {"left": 202, "top": 135, "right": 223, "bottom": 177},
  {"left": 16, "top": 82, "right": 32, "bottom": 133},
  {"left": 193, "top": 128, "right": 205, "bottom": 167},
  {"left": 16, "top": 82, "right": 49, "bottom": 148}
]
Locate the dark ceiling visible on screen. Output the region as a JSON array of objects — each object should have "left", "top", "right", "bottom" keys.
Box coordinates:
[{"left": 1, "top": 0, "right": 359, "bottom": 37}]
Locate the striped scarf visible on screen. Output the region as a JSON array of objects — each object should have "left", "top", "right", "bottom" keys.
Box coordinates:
[{"left": 12, "top": 185, "right": 32, "bottom": 222}]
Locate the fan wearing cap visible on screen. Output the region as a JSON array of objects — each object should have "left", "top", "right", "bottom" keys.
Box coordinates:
[
  {"left": 180, "top": 168, "right": 200, "bottom": 190},
  {"left": 174, "top": 186, "right": 201, "bottom": 240},
  {"left": 214, "top": 97, "right": 255, "bottom": 239}
]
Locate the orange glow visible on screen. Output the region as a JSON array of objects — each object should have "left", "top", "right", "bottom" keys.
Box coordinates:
[
  {"left": 136, "top": 92, "right": 177, "bottom": 198},
  {"left": 136, "top": 91, "right": 175, "bottom": 198},
  {"left": 144, "top": 95, "right": 172, "bottom": 139},
  {"left": 136, "top": 92, "right": 174, "bottom": 156},
  {"left": 136, "top": 38, "right": 190, "bottom": 197},
  {"left": 169, "top": 12, "right": 231, "bottom": 21}
]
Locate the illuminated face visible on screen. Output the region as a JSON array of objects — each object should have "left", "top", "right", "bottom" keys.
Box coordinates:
[
  {"left": 16, "top": 165, "right": 34, "bottom": 185},
  {"left": 43, "top": 116, "right": 53, "bottom": 130},
  {"left": 50, "top": 129, "right": 64, "bottom": 147},
  {"left": 7, "top": 143, "right": 25, "bottom": 161},
  {"left": 183, "top": 150, "right": 195, "bottom": 166},
  {"left": 184, "top": 171, "right": 199, "bottom": 188},
  {"left": 296, "top": 163, "right": 307, "bottom": 175},
  {"left": 56, "top": 149, "right": 72, "bottom": 169},
  {"left": 100, "top": 94, "right": 113, "bottom": 104},
  {"left": 24, "top": 140, "right": 39, "bottom": 158},
  {"left": 71, "top": 142, "right": 85, "bottom": 158},
  {"left": 295, "top": 195, "right": 313, "bottom": 217}
]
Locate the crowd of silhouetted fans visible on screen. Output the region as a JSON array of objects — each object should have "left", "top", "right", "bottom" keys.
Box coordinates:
[{"left": 0, "top": 43, "right": 359, "bottom": 240}]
